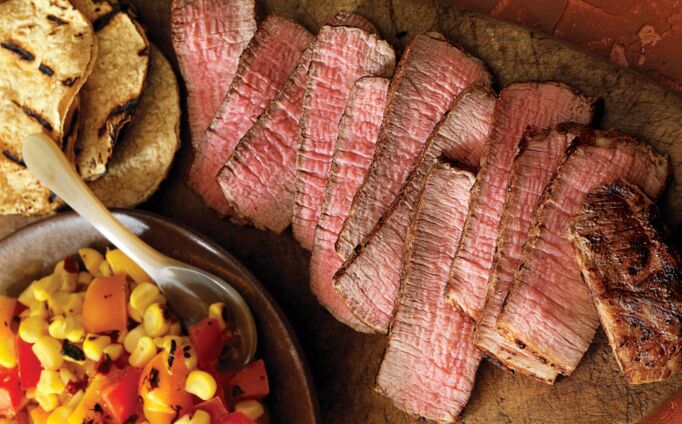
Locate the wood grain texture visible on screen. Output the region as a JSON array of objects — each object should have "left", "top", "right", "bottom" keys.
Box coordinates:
[{"left": 1, "top": 0, "right": 680, "bottom": 422}]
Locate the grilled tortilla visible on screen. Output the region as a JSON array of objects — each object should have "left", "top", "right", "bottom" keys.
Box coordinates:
[
  {"left": 0, "top": 0, "right": 97, "bottom": 215},
  {"left": 89, "top": 45, "right": 180, "bottom": 208},
  {"left": 70, "top": 0, "right": 150, "bottom": 181}
]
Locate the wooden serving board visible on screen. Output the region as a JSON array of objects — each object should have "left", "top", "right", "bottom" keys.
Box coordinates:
[{"left": 2, "top": 0, "right": 681, "bottom": 422}]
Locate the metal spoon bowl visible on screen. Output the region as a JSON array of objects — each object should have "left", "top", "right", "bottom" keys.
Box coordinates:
[{"left": 22, "top": 133, "right": 257, "bottom": 365}]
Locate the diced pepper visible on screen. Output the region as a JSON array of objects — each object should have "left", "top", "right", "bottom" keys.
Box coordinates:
[
  {"left": 0, "top": 366, "right": 22, "bottom": 418},
  {"left": 189, "top": 318, "right": 222, "bottom": 368},
  {"left": 0, "top": 296, "right": 17, "bottom": 341},
  {"left": 29, "top": 406, "right": 51, "bottom": 424},
  {"left": 66, "top": 374, "right": 109, "bottom": 424},
  {"left": 82, "top": 274, "right": 128, "bottom": 334},
  {"left": 15, "top": 337, "right": 42, "bottom": 389},
  {"left": 100, "top": 366, "right": 143, "bottom": 423},
  {"left": 106, "top": 249, "right": 151, "bottom": 284},
  {"left": 217, "top": 412, "right": 257, "bottom": 424},
  {"left": 194, "top": 397, "right": 229, "bottom": 423},
  {"left": 139, "top": 346, "right": 193, "bottom": 424},
  {"left": 228, "top": 360, "right": 269, "bottom": 402}
]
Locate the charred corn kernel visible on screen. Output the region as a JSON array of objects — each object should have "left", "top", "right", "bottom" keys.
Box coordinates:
[
  {"left": 182, "top": 343, "right": 197, "bottom": 371},
  {"left": 208, "top": 303, "right": 227, "bottom": 330},
  {"left": 184, "top": 370, "right": 216, "bottom": 401},
  {"left": 99, "top": 260, "right": 112, "bottom": 277},
  {"left": 83, "top": 335, "right": 111, "bottom": 361},
  {"left": 34, "top": 275, "right": 60, "bottom": 302},
  {"left": 174, "top": 415, "right": 192, "bottom": 424},
  {"left": 154, "top": 336, "right": 182, "bottom": 353},
  {"left": 59, "top": 368, "right": 77, "bottom": 385},
  {"left": 235, "top": 400, "right": 265, "bottom": 421},
  {"left": 47, "top": 405, "right": 72, "bottom": 424},
  {"left": 106, "top": 249, "right": 151, "bottom": 284},
  {"left": 190, "top": 410, "right": 211, "bottom": 424},
  {"left": 47, "top": 291, "right": 70, "bottom": 316},
  {"left": 130, "top": 283, "right": 163, "bottom": 315},
  {"left": 76, "top": 272, "right": 93, "bottom": 286},
  {"left": 19, "top": 316, "right": 48, "bottom": 343},
  {"left": 143, "top": 303, "right": 170, "bottom": 337},
  {"left": 63, "top": 293, "right": 83, "bottom": 316},
  {"left": 48, "top": 316, "right": 66, "bottom": 339},
  {"left": 78, "top": 248, "right": 104, "bottom": 275},
  {"left": 0, "top": 337, "right": 16, "bottom": 368},
  {"left": 36, "top": 392, "right": 58, "bottom": 412},
  {"left": 37, "top": 370, "right": 66, "bottom": 395},
  {"left": 33, "top": 336, "right": 64, "bottom": 370},
  {"left": 129, "top": 336, "right": 156, "bottom": 368},
  {"left": 64, "top": 316, "right": 84, "bottom": 343},
  {"left": 124, "top": 325, "right": 147, "bottom": 353},
  {"left": 103, "top": 344, "right": 123, "bottom": 361}
]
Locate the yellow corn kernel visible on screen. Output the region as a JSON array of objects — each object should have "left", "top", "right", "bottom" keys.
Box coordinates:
[
  {"left": 64, "top": 316, "right": 84, "bottom": 343},
  {"left": 124, "top": 325, "right": 147, "bottom": 353},
  {"left": 143, "top": 303, "right": 170, "bottom": 337},
  {"left": 78, "top": 248, "right": 104, "bottom": 276},
  {"left": 83, "top": 335, "right": 111, "bottom": 362},
  {"left": 106, "top": 249, "right": 151, "bottom": 284},
  {"left": 234, "top": 400, "right": 265, "bottom": 421},
  {"left": 18, "top": 282, "right": 37, "bottom": 307},
  {"left": 48, "top": 316, "right": 66, "bottom": 339},
  {"left": 0, "top": 337, "right": 16, "bottom": 368},
  {"left": 27, "top": 300, "right": 49, "bottom": 320},
  {"left": 182, "top": 343, "right": 197, "bottom": 371},
  {"left": 47, "top": 291, "right": 70, "bottom": 316},
  {"left": 174, "top": 415, "right": 192, "bottom": 424},
  {"left": 189, "top": 410, "right": 211, "bottom": 424},
  {"left": 33, "top": 336, "right": 64, "bottom": 370},
  {"left": 59, "top": 368, "right": 77, "bottom": 385},
  {"left": 37, "top": 370, "right": 66, "bottom": 395},
  {"left": 47, "top": 405, "right": 72, "bottom": 424},
  {"left": 99, "top": 260, "right": 113, "bottom": 277},
  {"left": 34, "top": 275, "right": 60, "bottom": 302},
  {"left": 130, "top": 283, "right": 163, "bottom": 315},
  {"left": 184, "top": 370, "right": 216, "bottom": 401},
  {"left": 76, "top": 272, "right": 93, "bottom": 286},
  {"left": 64, "top": 293, "right": 83, "bottom": 316},
  {"left": 103, "top": 343, "right": 123, "bottom": 361},
  {"left": 127, "top": 303, "right": 142, "bottom": 323},
  {"left": 19, "top": 316, "right": 48, "bottom": 343},
  {"left": 36, "top": 392, "right": 58, "bottom": 412},
  {"left": 129, "top": 336, "right": 156, "bottom": 368},
  {"left": 66, "top": 390, "right": 84, "bottom": 409},
  {"left": 58, "top": 268, "right": 78, "bottom": 293},
  {"left": 208, "top": 303, "right": 227, "bottom": 330}
]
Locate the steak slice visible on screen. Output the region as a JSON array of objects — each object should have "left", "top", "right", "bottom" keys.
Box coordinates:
[
  {"left": 336, "top": 33, "right": 492, "bottom": 261},
  {"left": 171, "top": 0, "right": 256, "bottom": 147},
  {"left": 326, "top": 11, "right": 379, "bottom": 35},
  {"left": 334, "top": 86, "right": 495, "bottom": 333},
  {"left": 497, "top": 128, "right": 670, "bottom": 376},
  {"left": 292, "top": 25, "right": 396, "bottom": 250},
  {"left": 376, "top": 162, "right": 479, "bottom": 423},
  {"left": 445, "top": 82, "right": 596, "bottom": 320},
  {"left": 217, "top": 47, "right": 313, "bottom": 233},
  {"left": 310, "top": 77, "right": 389, "bottom": 332},
  {"left": 569, "top": 180, "right": 682, "bottom": 384},
  {"left": 188, "top": 15, "right": 313, "bottom": 216},
  {"left": 475, "top": 125, "right": 581, "bottom": 384}
]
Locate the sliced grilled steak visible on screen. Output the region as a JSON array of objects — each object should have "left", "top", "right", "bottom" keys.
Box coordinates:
[
  {"left": 188, "top": 15, "right": 313, "bottom": 215},
  {"left": 376, "top": 162, "right": 479, "bottom": 423},
  {"left": 292, "top": 25, "right": 395, "bottom": 249},
  {"left": 336, "top": 33, "right": 492, "bottom": 261},
  {"left": 334, "top": 86, "right": 495, "bottom": 333},
  {"left": 497, "top": 128, "right": 670, "bottom": 376},
  {"left": 326, "top": 11, "right": 379, "bottom": 35},
  {"left": 445, "top": 82, "right": 596, "bottom": 320},
  {"left": 310, "top": 77, "right": 389, "bottom": 332},
  {"left": 171, "top": 0, "right": 256, "bottom": 147},
  {"left": 570, "top": 180, "right": 682, "bottom": 384},
  {"left": 217, "top": 48, "right": 313, "bottom": 233},
  {"left": 475, "top": 125, "right": 581, "bottom": 384}
]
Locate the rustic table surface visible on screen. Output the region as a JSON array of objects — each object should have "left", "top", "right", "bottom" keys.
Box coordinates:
[{"left": 1, "top": 1, "right": 681, "bottom": 422}]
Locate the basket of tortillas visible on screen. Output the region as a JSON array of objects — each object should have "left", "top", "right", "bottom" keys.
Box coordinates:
[{"left": 0, "top": 0, "right": 180, "bottom": 215}]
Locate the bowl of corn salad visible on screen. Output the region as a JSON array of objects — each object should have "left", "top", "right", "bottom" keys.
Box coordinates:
[{"left": 0, "top": 211, "right": 318, "bottom": 424}]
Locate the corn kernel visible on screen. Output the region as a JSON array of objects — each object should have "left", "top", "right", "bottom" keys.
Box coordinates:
[
  {"left": 32, "top": 336, "right": 64, "bottom": 370},
  {"left": 234, "top": 400, "right": 265, "bottom": 421},
  {"left": 66, "top": 390, "right": 84, "bottom": 409},
  {"left": 124, "top": 325, "right": 147, "bottom": 353},
  {"left": 0, "top": 337, "right": 16, "bottom": 368},
  {"left": 174, "top": 415, "right": 191, "bottom": 424},
  {"left": 76, "top": 272, "right": 93, "bottom": 286},
  {"left": 59, "top": 368, "right": 77, "bottom": 385},
  {"left": 18, "top": 282, "right": 37, "bottom": 307},
  {"left": 127, "top": 303, "right": 142, "bottom": 323},
  {"left": 83, "top": 335, "right": 111, "bottom": 361},
  {"left": 36, "top": 392, "right": 58, "bottom": 412},
  {"left": 103, "top": 344, "right": 124, "bottom": 361},
  {"left": 64, "top": 316, "right": 84, "bottom": 343},
  {"left": 37, "top": 370, "right": 66, "bottom": 395},
  {"left": 99, "top": 260, "right": 112, "bottom": 277},
  {"left": 130, "top": 283, "right": 163, "bottom": 315},
  {"left": 27, "top": 301, "right": 49, "bottom": 320},
  {"left": 182, "top": 343, "right": 197, "bottom": 371},
  {"left": 106, "top": 249, "right": 151, "bottom": 284},
  {"left": 78, "top": 248, "right": 104, "bottom": 276},
  {"left": 19, "top": 316, "right": 48, "bottom": 343},
  {"left": 64, "top": 293, "right": 83, "bottom": 316},
  {"left": 59, "top": 270, "right": 78, "bottom": 293},
  {"left": 129, "top": 336, "right": 156, "bottom": 368},
  {"left": 48, "top": 316, "right": 67, "bottom": 339},
  {"left": 190, "top": 410, "right": 211, "bottom": 424},
  {"left": 47, "top": 405, "right": 72, "bottom": 424},
  {"left": 47, "top": 291, "right": 70, "bottom": 316},
  {"left": 184, "top": 370, "right": 216, "bottom": 401},
  {"left": 208, "top": 303, "right": 227, "bottom": 331},
  {"left": 143, "top": 303, "right": 169, "bottom": 337},
  {"left": 34, "top": 275, "right": 60, "bottom": 302}
]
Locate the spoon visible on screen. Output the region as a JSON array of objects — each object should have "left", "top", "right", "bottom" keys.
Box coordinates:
[{"left": 22, "top": 133, "right": 257, "bottom": 366}]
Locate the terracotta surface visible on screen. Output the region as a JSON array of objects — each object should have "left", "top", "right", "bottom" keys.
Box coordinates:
[{"left": 1, "top": 1, "right": 682, "bottom": 422}]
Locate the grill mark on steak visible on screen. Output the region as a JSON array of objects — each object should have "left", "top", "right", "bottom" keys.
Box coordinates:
[
  {"left": 376, "top": 162, "right": 479, "bottom": 423},
  {"left": 292, "top": 25, "right": 396, "bottom": 250},
  {"left": 474, "top": 124, "right": 582, "bottom": 384},
  {"left": 309, "top": 77, "right": 389, "bottom": 332},
  {"left": 11, "top": 100, "right": 53, "bottom": 133},
  {"left": 334, "top": 86, "right": 495, "bottom": 333},
  {"left": 569, "top": 180, "right": 682, "bottom": 384},
  {"left": 188, "top": 15, "right": 313, "bottom": 216},
  {"left": 497, "top": 129, "right": 671, "bottom": 376},
  {"left": 217, "top": 47, "right": 314, "bottom": 233},
  {"left": 335, "top": 33, "right": 492, "bottom": 262},
  {"left": 445, "top": 82, "right": 596, "bottom": 321},
  {"left": 1, "top": 41, "right": 35, "bottom": 61}
]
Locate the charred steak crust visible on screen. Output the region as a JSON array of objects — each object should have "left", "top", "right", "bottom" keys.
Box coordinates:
[{"left": 569, "top": 180, "right": 682, "bottom": 384}]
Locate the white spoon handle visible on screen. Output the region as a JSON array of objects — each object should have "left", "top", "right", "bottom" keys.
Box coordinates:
[{"left": 22, "top": 133, "right": 168, "bottom": 277}]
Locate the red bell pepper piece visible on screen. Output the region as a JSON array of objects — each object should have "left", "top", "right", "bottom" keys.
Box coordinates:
[
  {"left": 228, "top": 360, "right": 269, "bottom": 402},
  {"left": 217, "top": 412, "right": 257, "bottom": 424},
  {"left": 194, "top": 397, "right": 229, "bottom": 422},
  {"left": 189, "top": 318, "right": 223, "bottom": 368},
  {"left": 15, "top": 337, "right": 41, "bottom": 389},
  {"left": 0, "top": 367, "right": 22, "bottom": 418},
  {"left": 100, "top": 367, "right": 143, "bottom": 423}
]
